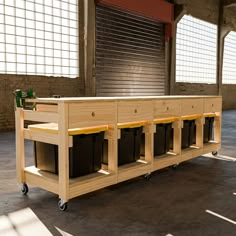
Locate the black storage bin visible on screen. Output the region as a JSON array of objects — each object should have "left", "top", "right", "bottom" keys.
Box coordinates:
[
  {"left": 102, "top": 139, "right": 108, "bottom": 165},
  {"left": 165, "top": 123, "right": 173, "bottom": 152},
  {"left": 204, "top": 117, "right": 214, "bottom": 143},
  {"left": 118, "top": 127, "right": 143, "bottom": 166},
  {"left": 154, "top": 124, "right": 166, "bottom": 155},
  {"left": 154, "top": 123, "right": 173, "bottom": 156},
  {"left": 134, "top": 127, "right": 143, "bottom": 160},
  {"left": 34, "top": 141, "right": 58, "bottom": 174},
  {"left": 34, "top": 132, "right": 104, "bottom": 178},
  {"left": 181, "top": 120, "right": 196, "bottom": 149}
]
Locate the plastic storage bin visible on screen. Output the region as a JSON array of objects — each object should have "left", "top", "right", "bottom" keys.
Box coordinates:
[
  {"left": 204, "top": 117, "right": 214, "bottom": 143},
  {"left": 154, "top": 123, "right": 173, "bottom": 156},
  {"left": 118, "top": 127, "right": 143, "bottom": 166},
  {"left": 181, "top": 120, "right": 196, "bottom": 149},
  {"left": 34, "top": 132, "right": 104, "bottom": 178}
]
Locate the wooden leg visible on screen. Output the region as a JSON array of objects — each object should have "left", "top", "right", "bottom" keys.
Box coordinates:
[
  {"left": 196, "top": 118, "right": 204, "bottom": 148},
  {"left": 58, "top": 104, "right": 69, "bottom": 202},
  {"left": 172, "top": 121, "right": 181, "bottom": 155},
  {"left": 144, "top": 124, "right": 153, "bottom": 163},
  {"left": 15, "top": 108, "right": 25, "bottom": 183},
  {"left": 214, "top": 115, "right": 222, "bottom": 144}
]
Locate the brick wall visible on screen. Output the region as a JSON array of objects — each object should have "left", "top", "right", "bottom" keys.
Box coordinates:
[{"left": 0, "top": 75, "right": 84, "bottom": 131}]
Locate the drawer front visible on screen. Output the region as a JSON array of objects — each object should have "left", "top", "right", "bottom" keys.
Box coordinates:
[
  {"left": 181, "top": 99, "right": 203, "bottom": 115},
  {"left": 154, "top": 99, "right": 181, "bottom": 117},
  {"left": 204, "top": 98, "right": 222, "bottom": 113},
  {"left": 69, "top": 102, "right": 116, "bottom": 128},
  {"left": 118, "top": 101, "right": 153, "bottom": 123}
]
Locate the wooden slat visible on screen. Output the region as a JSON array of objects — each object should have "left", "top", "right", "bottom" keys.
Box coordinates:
[
  {"left": 154, "top": 116, "right": 179, "bottom": 124},
  {"left": 203, "top": 142, "right": 220, "bottom": 154},
  {"left": 24, "top": 166, "right": 59, "bottom": 194},
  {"left": 36, "top": 104, "right": 58, "bottom": 113},
  {"left": 117, "top": 162, "right": 152, "bottom": 183},
  {"left": 153, "top": 154, "right": 180, "bottom": 171},
  {"left": 24, "top": 129, "right": 73, "bottom": 147},
  {"left": 28, "top": 123, "right": 112, "bottom": 135},
  {"left": 68, "top": 125, "right": 112, "bottom": 135},
  {"left": 117, "top": 120, "right": 151, "bottom": 129},
  {"left": 24, "top": 110, "right": 59, "bottom": 123},
  {"left": 203, "top": 112, "right": 217, "bottom": 117},
  {"left": 181, "top": 114, "right": 203, "bottom": 120},
  {"left": 69, "top": 174, "right": 116, "bottom": 198},
  {"left": 180, "top": 147, "right": 203, "bottom": 163}
]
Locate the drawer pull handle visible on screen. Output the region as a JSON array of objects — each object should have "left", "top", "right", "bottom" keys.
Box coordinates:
[
  {"left": 91, "top": 112, "right": 95, "bottom": 117},
  {"left": 134, "top": 109, "right": 137, "bottom": 114},
  {"left": 192, "top": 105, "right": 194, "bottom": 109},
  {"left": 212, "top": 104, "right": 214, "bottom": 107},
  {"left": 166, "top": 107, "right": 169, "bottom": 111}
]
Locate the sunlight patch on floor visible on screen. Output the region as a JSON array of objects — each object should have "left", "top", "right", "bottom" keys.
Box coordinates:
[
  {"left": 55, "top": 226, "right": 74, "bottom": 236},
  {"left": 202, "top": 153, "right": 236, "bottom": 162},
  {"left": 0, "top": 208, "right": 53, "bottom": 236}
]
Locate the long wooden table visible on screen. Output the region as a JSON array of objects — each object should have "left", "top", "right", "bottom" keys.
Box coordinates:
[{"left": 15, "top": 96, "right": 222, "bottom": 210}]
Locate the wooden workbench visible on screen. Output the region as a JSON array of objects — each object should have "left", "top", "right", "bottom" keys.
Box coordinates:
[{"left": 15, "top": 96, "right": 222, "bottom": 210}]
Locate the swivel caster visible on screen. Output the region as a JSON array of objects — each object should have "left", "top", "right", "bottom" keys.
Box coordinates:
[
  {"left": 21, "top": 183, "right": 28, "bottom": 195},
  {"left": 212, "top": 151, "right": 218, "bottom": 156},
  {"left": 58, "top": 199, "right": 68, "bottom": 211},
  {"left": 143, "top": 173, "right": 151, "bottom": 181}
]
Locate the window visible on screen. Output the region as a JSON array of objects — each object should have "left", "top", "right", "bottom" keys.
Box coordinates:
[
  {"left": 176, "top": 15, "right": 217, "bottom": 83},
  {"left": 0, "top": 0, "right": 79, "bottom": 78},
  {"left": 222, "top": 31, "right": 236, "bottom": 84}
]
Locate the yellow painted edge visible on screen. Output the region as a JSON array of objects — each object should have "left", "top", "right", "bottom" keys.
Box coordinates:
[
  {"left": 28, "top": 126, "right": 58, "bottom": 134},
  {"left": 68, "top": 125, "right": 111, "bottom": 135},
  {"left": 203, "top": 113, "right": 217, "bottom": 118},
  {"left": 181, "top": 114, "right": 203, "bottom": 120},
  {"left": 117, "top": 120, "right": 151, "bottom": 129},
  {"left": 28, "top": 124, "right": 112, "bottom": 135},
  {"left": 154, "top": 117, "right": 179, "bottom": 124}
]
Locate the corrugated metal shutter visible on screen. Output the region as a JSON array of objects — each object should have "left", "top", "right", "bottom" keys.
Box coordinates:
[{"left": 95, "top": 5, "right": 166, "bottom": 96}]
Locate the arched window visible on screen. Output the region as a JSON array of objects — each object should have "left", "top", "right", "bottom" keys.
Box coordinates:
[
  {"left": 222, "top": 31, "right": 236, "bottom": 84},
  {"left": 176, "top": 15, "right": 217, "bottom": 83},
  {"left": 0, "top": 0, "right": 79, "bottom": 78}
]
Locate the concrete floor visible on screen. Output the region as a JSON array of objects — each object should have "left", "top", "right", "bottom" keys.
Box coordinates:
[{"left": 0, "top": 110, "right": 236, "bottom": 236}]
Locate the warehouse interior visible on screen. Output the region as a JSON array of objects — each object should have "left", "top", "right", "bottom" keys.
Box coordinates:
[{"left": 1, "top": 0, "right": 236, "bottom": 235}]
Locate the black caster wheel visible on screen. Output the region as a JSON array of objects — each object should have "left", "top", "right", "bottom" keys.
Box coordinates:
[
  {"left": 21, "top": 183, "right": 28, "bottom": 195},
  {"left": 143, "top": 173, "right": 151, "bottom": 181},
  {"left": 212, "top": 151, "right": 218, "bottom": 156},
  {"left": 58, "top": 200, "right": 68, "bottom": 211},
  {"left": 172, "top": 164, "right": 179, "bottom": 169}
]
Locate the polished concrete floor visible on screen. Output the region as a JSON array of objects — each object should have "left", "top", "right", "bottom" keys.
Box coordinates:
[{"left": 0, "top": 110, "right": 236, "bottom": 236}]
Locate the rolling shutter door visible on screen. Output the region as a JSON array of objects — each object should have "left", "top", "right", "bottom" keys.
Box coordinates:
[{"left": 96, "top": 5, "right": 166, "bottom": 96}]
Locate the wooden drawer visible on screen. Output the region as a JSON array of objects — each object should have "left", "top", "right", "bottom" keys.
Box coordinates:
[
  {"left": 154, "top": 99, "right": 181, "bottom": 117},
  {"left": 204, "top": 98, "right": 222, "bottom": 113},
  {"left": 117, "top": 101, "right": 153, "bottom": 123},
  {"left": 69, "top": 102, "right": 116, "bottom": 128},
  {"left": 181, "top": 99, "right": 203, "bottom": 115}
]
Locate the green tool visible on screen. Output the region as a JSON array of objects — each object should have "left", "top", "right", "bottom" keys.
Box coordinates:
[{"left": 13, "top": 89, "right": 36, "bottom": 109}]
